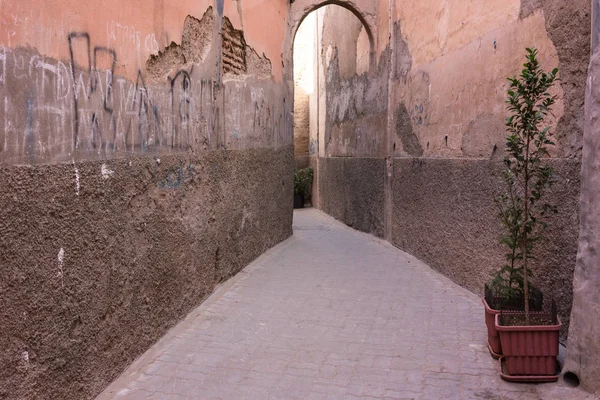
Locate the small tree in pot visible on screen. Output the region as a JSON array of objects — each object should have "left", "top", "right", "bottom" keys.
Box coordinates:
[
  {"left": 501, "top": 47, "right": 558, "bottom": 322},
  {"left": 484, "top": 48, "right": 556, "bottom": 358},
  {"left": 493, "top": 47, "right": 561, "bottom": 380}
]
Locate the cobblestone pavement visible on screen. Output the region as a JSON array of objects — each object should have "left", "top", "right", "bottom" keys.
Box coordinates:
[{"left": 97, "top": 209, "right": 596, "bottom": 400}]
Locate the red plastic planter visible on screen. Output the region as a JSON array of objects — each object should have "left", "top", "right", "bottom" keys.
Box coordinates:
[
  {"left": 499, "top": 357, "right": 558, "bottom": 383},
  {"left": 483, "top": 297, "right": 502, "bottom": 357},
  {"left": 495, "top": 313, "right": 561, "bottom": 376}
]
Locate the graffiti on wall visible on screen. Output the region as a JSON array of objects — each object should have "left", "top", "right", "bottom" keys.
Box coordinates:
[
  {"left": 0, "top": 9, "right": 291, "bottom": 168},
  {"left": 0, "top": 34, "right": 218, "bottom": 163}
]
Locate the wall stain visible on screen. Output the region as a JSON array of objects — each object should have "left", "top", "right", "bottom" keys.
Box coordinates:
[{"left": 395, "top": 103, "right": 423, "bottom": 157}]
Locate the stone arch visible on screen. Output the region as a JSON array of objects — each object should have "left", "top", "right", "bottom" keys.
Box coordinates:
[
  {"left": 292, "top": 1, "right": 375, "bottom": 66},
  {"left": 288, "top": 0, "right": 377, "bottom": 75}
]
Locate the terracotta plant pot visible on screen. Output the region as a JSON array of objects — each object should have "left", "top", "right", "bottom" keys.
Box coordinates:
[
  {"left": 483, "top": 285, "right": 544, "bottom": 359},
  {"left": 498, "top": 357, "right": 558, "bottom": 383},
  {"left": 495, "top": 313, "right": 561, "bottom": 377},
  {"left": 483, "top": 297, "right": 502, "bottom": 358}
]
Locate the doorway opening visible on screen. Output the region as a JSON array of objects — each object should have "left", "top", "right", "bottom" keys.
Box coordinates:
[{"left": 292, "top": 5, "right": 371, "bottom": 209}]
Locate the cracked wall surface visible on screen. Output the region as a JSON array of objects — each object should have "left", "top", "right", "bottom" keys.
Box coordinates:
[
  {"left": 146, "top": 8, "right": 215, "bottom": 82},
  {"left": 0, "top": 1, "right": 292, "bottom": 399}
]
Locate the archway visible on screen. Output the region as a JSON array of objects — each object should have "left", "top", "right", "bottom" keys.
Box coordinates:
[
  {"left": 291, "top": 4, "right": 374, "bottom": 208},
  {"left": 287, "top": 0, "right": 377, "bottom": 79}
]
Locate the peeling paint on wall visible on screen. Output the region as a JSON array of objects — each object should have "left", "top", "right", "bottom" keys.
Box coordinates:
[
  {"left": 146, "top": 8, "right": 215, "bottom": 83},
  {"left": 221, "top": 17, "right": 272, "bottom": 78},
  {"left": 0, "top": 4, "right": 287, "bottom": 167}
]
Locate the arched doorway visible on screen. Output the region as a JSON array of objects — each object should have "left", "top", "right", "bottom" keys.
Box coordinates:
[{"left": 291, "top": 4, "right": 375, "bottom": 208}]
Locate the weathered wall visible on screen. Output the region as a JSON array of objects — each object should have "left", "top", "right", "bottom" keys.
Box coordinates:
[
  {"left": 0, "top": 0, "right": 287, "bottom": 83},
  {"left": 392, "top": 1, "right": 577, "bottom": 158},
  {"left": 321, "top": 6, "right": 387, "bottom": 159},
  {"left": 386, "top": 0, "right": 588, "bottom": 341},
  {"left": 318, "top": 157, "right": 385, "bottom": 237},
  {"left": 292, "top": 0, "right": 589, "bottom": 342},
  {"left": 321, "top": 6, "right": 363, "bottom": 79},
  {"left": 0, "top": 0, "right": 293, "bottom": 399},
  {"left": 0, "top": 0, "right": 291, "bottom": 165},
  {"left": 392, "top": 158, "right": 581, "bottom": 339},
  {"left": 0, "top": 148, "right": 292, "bottom": 400},
  {"left": 324, "top": 50, "right": 389, "bottom": 158},
  {"left": 563, "top": 50, "right": 600, "bottom": 396},
  {"left": 519, "top": 0, "right": 591, "bottom": 158}
]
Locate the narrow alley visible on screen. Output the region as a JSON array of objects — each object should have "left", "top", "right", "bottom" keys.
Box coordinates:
[{"left": 97, "top": 210, "right": 591, "bottom": 400}]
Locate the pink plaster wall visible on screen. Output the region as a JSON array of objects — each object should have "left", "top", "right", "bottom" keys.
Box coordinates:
[{"left": 0, "top": 0, "right": 286, "bottom": 81}]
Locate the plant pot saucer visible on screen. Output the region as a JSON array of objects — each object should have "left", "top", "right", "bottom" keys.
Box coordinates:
[
  {"left": 487, "top": 341, "right": 502, "bottom": 359},
  {"left": 499, "top": 357, "right": 559, "bottom": 383}
]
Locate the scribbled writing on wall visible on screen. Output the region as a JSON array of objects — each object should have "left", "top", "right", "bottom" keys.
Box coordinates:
[
  {"left": 0, "top": 10, "right": 289, "bottom": 166},
  {"left": 0, "top": 37, "right": 217, "bottom": 162}
]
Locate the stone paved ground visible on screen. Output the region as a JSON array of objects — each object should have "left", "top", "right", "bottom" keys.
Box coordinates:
[{"left": 97, "top": 209, "right": 597, "bottom": 400}]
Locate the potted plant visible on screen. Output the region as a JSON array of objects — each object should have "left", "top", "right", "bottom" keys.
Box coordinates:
[
  {"left": 484, "top": 185, "right": 545, "bottom": 359},
  {"left": 483, "top": 284, "right": 542, "bottom": 359},
  {"left": 294, "top": 167, "right": 313, "bottom": 209},
  {"left": 492, "top": 47, "right": 561, "bottom": 381},
  {"left": 484, "top": 204, "right": 532, "bottom": 359}
]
